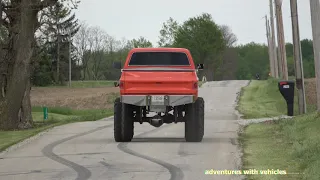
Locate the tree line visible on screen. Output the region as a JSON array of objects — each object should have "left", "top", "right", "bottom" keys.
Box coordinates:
[
  {"left": 236, "top": 39, "right": 315, "bottom": 80},
  {"left": 0, "top": 0, "right": 316, "bottom": 130},
  {"left": 31, "top": 10, "right": 316, "bottom": 86},
  {"left": 32, "top": 12, "right": 242, "bottom": 86}
]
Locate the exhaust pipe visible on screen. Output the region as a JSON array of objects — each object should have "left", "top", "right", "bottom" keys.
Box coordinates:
[{"left": 149, "top": 114, "right": 163, "bottom": 127}]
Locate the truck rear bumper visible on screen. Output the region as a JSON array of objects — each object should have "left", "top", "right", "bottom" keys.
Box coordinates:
[{"left": 120, "top": 95, "right": 195, "bottom": 106}]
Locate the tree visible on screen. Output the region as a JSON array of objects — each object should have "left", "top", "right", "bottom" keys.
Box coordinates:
[
  {"left": 300, "top": 39, "right": 314, "bottom": 61},
  {"left": 219, "top": 25, "right": 238, "bottom": 47},
  {"left": 173, "top": 13, "right": 226, "bottom": 80},
  {"left": 88, "top": 26, "right": 109, "bottom": 80},
  {"left": 219, "top": 48, "right": 239, "bottom": 80},
  {"left": 73, "top": 24, "right": 133, "bottom": 81},
  {"left": 235, "top": 42, "right": 270, "bottom": 80},
  {"left": 0, "top": 0, "right": 79, "bottom": 130},
  {"left": 73, "top": 21, "right": 89, "bottom": 80},
  {"left": 234, "top": 39, "right": 316, "bottom": 80},
  {"left": 39, "top": 1, "right": 80, "bottom": 84},
  {"left": 300, "top": 39, "right": 315, "bottom": 77},
  {"left": 158, "top": 17, "right": 179, "bottom": 47},
  {"left": 131, "top": 36, "right": 153, "bottom": 48},
  {"left": 117, "top": 37, "right": 133, "bottom": 61},
  {"left": 285, "top": 39, "right": 315, "bottom": 78},
  {"left": 31, "top": 44, "right": 55, "bottom": 86}
]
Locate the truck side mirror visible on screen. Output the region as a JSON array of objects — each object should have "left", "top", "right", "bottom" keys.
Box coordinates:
[
  {"left": 114, "top": 81, "right": 119, "bottom": 87},
  {"left": 113, "top": 61, "right": 121, "bottom": 69},
  {"left": 197, "top": 64, "right": 204, "bottom": 70},
  {"left": 278, "top": 80, "right": 295, "bottom": 116}
]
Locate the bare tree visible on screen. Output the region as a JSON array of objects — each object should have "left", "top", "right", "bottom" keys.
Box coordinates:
[
  {"left": 106, "top": 35, "right": 120, "bottom": 63},
  {"left": 88, "top": 26, "right": 107, "bottom": 80},
  {"left": 219, "top": 25, "right": 238, "bottom": 47},
  {"left": 117, "top": 37, "right": 132, "bottom": 60},
  {"left": 73, "top": 21, "right": 89, "bottom": 79},
  {"left": 80, "top": 25, "right": 96, "bottom": 79}
]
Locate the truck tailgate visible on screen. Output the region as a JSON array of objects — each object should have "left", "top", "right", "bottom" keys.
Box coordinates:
[{"left": 121, "top": 71, "right": 197, "bottom": 95}]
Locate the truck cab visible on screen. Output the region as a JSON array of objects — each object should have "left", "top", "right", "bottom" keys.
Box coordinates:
[{"left": 113, "top": 48, "right": 205, "bottom": 142}]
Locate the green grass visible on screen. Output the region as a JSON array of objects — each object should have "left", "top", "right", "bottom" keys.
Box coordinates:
[
  {"left": 46, "top": 80, "right": 116, "bottom": 88},
  {"left": 240, "top": 113, "right": 320, "bottom": 180},
  {"left": 199, "top": 81, "right": 204, "bottom": 87},
  {"left": 0, "top": 125, "right": 57, "bottom": 153},
  {"left": 237, "top": 78, "right": 299, "bottom": 119},
  {"left": 0, "top": 107, "right": 113, "bottom": 152},
  {"left": 31, "top": 106, "right": 112, "bottom": 117},
  {"left": 239, "top": 78, "right": 320, "bottom": 180}
]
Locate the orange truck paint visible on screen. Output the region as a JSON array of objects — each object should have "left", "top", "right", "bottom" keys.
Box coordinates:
[
  {"left": 119, "top": 48, "right": 199, "bottom": 98},
  {"left": 114, "top": 48, "right": 205, "bottom": 142}
]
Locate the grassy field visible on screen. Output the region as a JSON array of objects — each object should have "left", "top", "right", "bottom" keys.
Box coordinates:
[
  {"left": 0, "top": 107, "right": 113, "bottom": 152},
  {"left": 237, "top": 78, "right": 300, "bottom": 119},
  {"left": 239, "top": 78, "right": 320, "bottom": 180},
  {"left": 1, "top": 81, "right": 119, "bottom": 152}
]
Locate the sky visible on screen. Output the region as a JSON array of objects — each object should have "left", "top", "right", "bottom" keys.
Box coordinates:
[{"left": 74, "top": 0, "right": 313, "bottom": 46}]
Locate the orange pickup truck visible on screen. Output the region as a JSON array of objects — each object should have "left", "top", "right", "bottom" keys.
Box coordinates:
[{"left": 112, "top": 48, "right": 204, "bottom": 142}]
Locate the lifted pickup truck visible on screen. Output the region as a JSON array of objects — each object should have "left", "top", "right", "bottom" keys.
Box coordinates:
[{"left": 112, "top": 48, "right": 204, "bottom": 142}]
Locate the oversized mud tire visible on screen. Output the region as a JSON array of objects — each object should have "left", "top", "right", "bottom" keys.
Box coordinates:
[
  {"left": 114, "top": 97, "right": 134, "bottom": 142},
  {"left": 184, "top": 97, "right": 204, "bottom": 142}
]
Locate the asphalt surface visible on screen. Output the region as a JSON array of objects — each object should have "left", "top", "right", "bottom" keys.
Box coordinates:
[{"left": 0, "top": 80, "right": 250, "bottom": 180}]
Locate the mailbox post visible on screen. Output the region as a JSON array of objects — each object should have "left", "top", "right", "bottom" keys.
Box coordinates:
[{"left": 278, "top": 80, "right": 295, "bottom": 116}]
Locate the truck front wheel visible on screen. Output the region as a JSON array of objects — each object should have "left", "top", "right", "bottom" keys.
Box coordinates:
[
  {"left": 114, "top": 98, "right": 134, "bottom": 142},
  {"left": 184, "top": 97, "right": 204, "bottom": 142}
]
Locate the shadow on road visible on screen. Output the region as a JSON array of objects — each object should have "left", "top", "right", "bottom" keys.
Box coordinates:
[
  {"left": 131, "top": 137, "right": 185, "bottom": 143},
  {"left": 128, "top": 137, "right": 238, "bottom": 144}
]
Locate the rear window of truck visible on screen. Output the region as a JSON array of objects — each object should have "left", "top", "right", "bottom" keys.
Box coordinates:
[{"left": 128, "top": 52, "right": 190, "bottom": 66}]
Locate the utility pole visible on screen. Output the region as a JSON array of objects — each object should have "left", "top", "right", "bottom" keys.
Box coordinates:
[
  {"left": 69, "top": 31, "right": 72, "bottom": 87},
  {"left": 267, "top": 19, "right": 275, "bottom": 77},
  {"left": 290, "top": 0, "right": 306, "bottom": 114},
  {"left": 309, "top": 0, "right": 320, "bottom": 112},
  {"left": 274, "top": 0, "right": 282, "bottom": 78},
  {"left": 270, "top": 0, "right": 279, "bottom": 78},
  {"left": 265, "top": 15, "right": 274, "bottom": 77},
  {"left": 275, "top": 0, "right": 288, "bottom": 80}
]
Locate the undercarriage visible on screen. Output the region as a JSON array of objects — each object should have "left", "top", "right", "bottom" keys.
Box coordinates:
[
  {"left": 114, "top": 95, "right": 204, "bottom": 142},
  {"left": 131, "top": 105, "right": 186, "bottom": 127}
]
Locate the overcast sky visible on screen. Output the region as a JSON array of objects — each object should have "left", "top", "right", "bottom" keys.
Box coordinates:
[{"left": 74, "top": 0, "right": 312, "bottom": 46}]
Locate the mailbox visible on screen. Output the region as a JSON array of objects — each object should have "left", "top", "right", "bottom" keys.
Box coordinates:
[{"left": 278, "top": 80, "right": 295, "bottom": 116}]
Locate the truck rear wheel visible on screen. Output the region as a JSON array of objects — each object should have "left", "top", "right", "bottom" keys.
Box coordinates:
[
  {"left": 114, "top": 97, "right": 134, "bottom": 142},
  {"left": 184, "top": 97, "right": 204, "bottom": 142}
]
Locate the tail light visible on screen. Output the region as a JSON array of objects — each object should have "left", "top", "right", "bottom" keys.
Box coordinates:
[
  {"left": 193, "top": 82, "right": 198, "bottom": 89},
  {"left": 119, "top": 81, "right": 124, "bottom": 89}
]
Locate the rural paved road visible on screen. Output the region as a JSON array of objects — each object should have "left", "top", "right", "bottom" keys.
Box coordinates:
[{"left": 0, "top": 80, "right": 249, "bottom": 180}]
